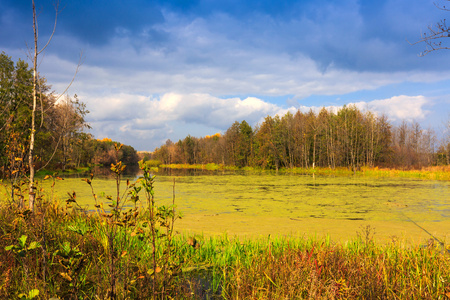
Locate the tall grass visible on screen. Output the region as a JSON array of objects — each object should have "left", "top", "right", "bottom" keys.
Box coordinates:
[
  {"left": 1, "top": 203, "right": 449, "bottom": 299},
  {"left": 179, "top": 233, "right": 450, "bottom": 299}
]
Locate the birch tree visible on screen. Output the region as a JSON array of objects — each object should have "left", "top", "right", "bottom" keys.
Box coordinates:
[{"left": 28, "top": 0, "right": 61, "bottom": 211}]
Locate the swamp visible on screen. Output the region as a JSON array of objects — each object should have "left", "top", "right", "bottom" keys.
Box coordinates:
[
  {"left": 2, "top": 166, "right": 450, "bottom": 299},
  {"left": 39, "top": 168, "right": 450, "bottom": 243}
]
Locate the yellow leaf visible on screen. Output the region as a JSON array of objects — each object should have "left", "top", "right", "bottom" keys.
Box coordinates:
[
  {"left": 147, "top": 266, "right": 162, "bottom": 276},
  {"left": 121, "top": 251, "right": 127, "bottom": 257},
  {"left": 60, "top": 272, "right": 72, "bottom": 281}
]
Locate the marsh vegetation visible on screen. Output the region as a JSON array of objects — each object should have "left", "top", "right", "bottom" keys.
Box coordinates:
[
  {"left": 2, "top": 165, "right": 448, "bottom": 298},
  {"left": 1, "top": 179, "right": 449, "bottom": 298}
]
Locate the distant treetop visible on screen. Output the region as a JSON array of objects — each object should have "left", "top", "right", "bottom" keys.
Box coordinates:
[{"left": 98, "top": 137, "right": 113, "bottom": 142}]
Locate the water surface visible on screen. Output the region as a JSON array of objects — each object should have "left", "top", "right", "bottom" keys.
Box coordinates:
[{"left": 40, "top": 170, "right": 450, "bottom": 242}]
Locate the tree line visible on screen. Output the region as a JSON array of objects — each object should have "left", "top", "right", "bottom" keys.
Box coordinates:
[
  {"left": 152, "top": 106, "right": 448, "bottom": 170},
  {"left": 0, "top": 52, "right": 139, "bottom": 179}
]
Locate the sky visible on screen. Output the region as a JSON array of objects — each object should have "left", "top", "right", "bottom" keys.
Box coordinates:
[{"left": 2, "top": 0, "right": 450, "bottom": 151}]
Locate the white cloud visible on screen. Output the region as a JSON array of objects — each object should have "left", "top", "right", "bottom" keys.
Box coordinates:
[
  {"left": 353, "top": 95, "right": 430, "bottom": 121},
  {"left": 83, "top": 92, "right": 286, "bottom": 150},
  {"left": 87, "top": 93, "right": 149, "bottom": 121},
  {"left": 131, "top": 93, "right": 282, "bottom": 129}
]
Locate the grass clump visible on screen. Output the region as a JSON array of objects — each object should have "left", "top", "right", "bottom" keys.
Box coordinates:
[{"left": 178, "top": 233, "right": 450, "bottom": 299}]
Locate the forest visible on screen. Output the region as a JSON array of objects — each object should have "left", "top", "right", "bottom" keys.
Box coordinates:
[
  {"left": 0, "top": 52, "right": 139, "bottom": 179},
  {"left": 152, "top": 106, "right": 448, "bottom": 170}
]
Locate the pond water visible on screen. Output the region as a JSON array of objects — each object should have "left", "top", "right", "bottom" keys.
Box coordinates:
[{"left": 38, "top": 169, "right": 450, "bottom": 242}]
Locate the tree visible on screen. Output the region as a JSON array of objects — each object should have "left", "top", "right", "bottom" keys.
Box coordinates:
[
  {"left": 46, "top": 94, "right": 90, "bottom": 170},
  {"left": 238, "top": 120, "right": 253, "bottom": 167},
  {"left": 28, "top": 1, "right": 82, "bottom": 210},
  {"left": 28, "top": 0, "right": 61, "bottom": 211},
  {"left": 224, "top": 121, "right": 240, "bottom": 166},
  {"left": 411, "top": 0, "right": 450, "bottom": 56},
  {"left": 0, "top": 53, "right": 36, "bottom": 207},
  {"left": 0, "top": 54, "right": 33, "bottom": 166},
  {"left": 0, "top": 51, "right": 91, "bottom": 177},
  {"left": 254, "top": 116, "right": 277, "bottom": 169}
]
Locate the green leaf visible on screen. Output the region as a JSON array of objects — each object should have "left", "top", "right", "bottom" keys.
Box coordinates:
[
  {"left": 5, "top": 245, "right": 16, "bottom": 251},
  {"left": 28, "top": 289, "right": 39, "bottom": 299},
  {"left": 61, "top": 241, "right": 72, "bottom": 256},
  {"left": 68, "top": 225, "right": 88, "bottom": 236},
  {"left": 27, "top": 241, "right": 41, "bottom": 251},
  {"left": 18, "top": 235, "right": 27, "bottom": 248}
]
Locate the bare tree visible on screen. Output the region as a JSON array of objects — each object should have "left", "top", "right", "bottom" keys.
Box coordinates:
[
  {"left": 29, "top": 1, "right": 82, "bottom": 211},
  {"left": 28, "top": 0, "right": 61, "bottom": 211},
  {"left": 410, "top": 1, "right": 450, "bottom": 56}
]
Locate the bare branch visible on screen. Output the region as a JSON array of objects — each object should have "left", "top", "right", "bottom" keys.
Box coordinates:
[
  {"left": 38, "top": 1, "right": 61, "bottom": 55},
  {"left": 434, "top": 0, "right": 450, "bottom": 11},
  {"left": 409, "top": 17, "right": 450, "bottom": 56},
  {"left": 54, "top": 51, "right": 85, "bottom": 103},
  {"left": 37, "top": 133, "right": 62, "bottom": 171}
]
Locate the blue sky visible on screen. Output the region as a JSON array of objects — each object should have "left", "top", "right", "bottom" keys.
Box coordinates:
[{"left": 2, "top": 0, "right": 450, "bottom": 151}]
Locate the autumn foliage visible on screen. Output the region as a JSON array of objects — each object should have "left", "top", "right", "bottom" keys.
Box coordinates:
[{"left": 152, "top": 106, "right": 447, "bottom": 170}]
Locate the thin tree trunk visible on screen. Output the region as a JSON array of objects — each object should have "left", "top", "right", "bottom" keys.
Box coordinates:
[{"left": 29, "top": 0, "right": 38, "bottom": 211}]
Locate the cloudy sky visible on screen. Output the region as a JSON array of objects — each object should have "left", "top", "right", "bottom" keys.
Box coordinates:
[{"left": 2, "top": 0, "right": 450, "bottom": 151}]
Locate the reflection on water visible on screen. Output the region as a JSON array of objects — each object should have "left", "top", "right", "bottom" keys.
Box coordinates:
[
  {"left": 52, "top": 165, "right": 142, "bottom": 179},
  {"left": 157, "top": 168, "right": 243, "bottom": 177},
  {"left": 60, "top": 166, "right": 236, "bottom": 179},
  {"left": 90, "top": 164, "right": 142, "bottom": 178}
]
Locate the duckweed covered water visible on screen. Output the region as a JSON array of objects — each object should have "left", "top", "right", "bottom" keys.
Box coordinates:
[{"left": 37, "top": 171, "right": 450, "bottom": 242}]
